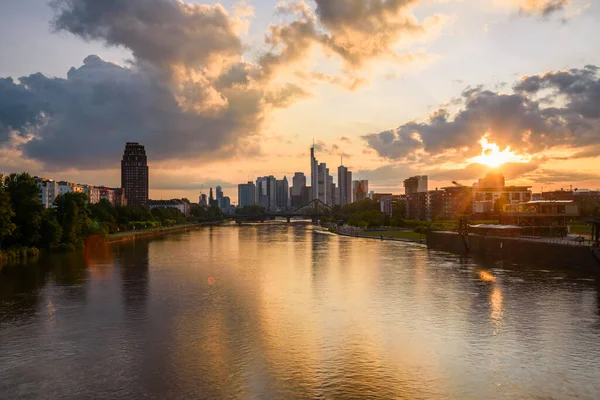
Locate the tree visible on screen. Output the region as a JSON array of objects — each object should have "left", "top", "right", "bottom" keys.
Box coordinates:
[
  {"left": 40, "top": 209, "right": 63, "bottom": 249},
  {"left": 55, "top": 192, "right": 91, "bottom": 246},
  {"left": 4, "top": 173, "right": 44, "bottom": 247},
  {"left": 0, "top": 175, "right": 16, "bottom": 247}
]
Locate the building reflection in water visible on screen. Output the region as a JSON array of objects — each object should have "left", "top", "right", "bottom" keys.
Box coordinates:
[{"left": 117, "top": 239, "right": 149, "bottom": 316}]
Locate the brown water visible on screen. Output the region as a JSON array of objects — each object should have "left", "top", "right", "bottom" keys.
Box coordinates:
[{"left": 1, "top": 222, "right": 600, "bottom": 399}]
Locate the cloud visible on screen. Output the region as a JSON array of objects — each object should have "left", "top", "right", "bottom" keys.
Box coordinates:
[
  {"left": 515, "top": 0, "right": 571, "bottom": 17},
  {"left": 363, "top": 65, "right": 600, "bottom": 162},
  {"left": 0, "top": 0, "right": 320, "bottom": 170},
  {"left": 260, "top": 0, "right": 445, "bottom": 75}
]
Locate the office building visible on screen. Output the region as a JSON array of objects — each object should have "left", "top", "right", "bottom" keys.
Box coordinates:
[
  {"left": 311, "top": 145, "right": 319, "bottom": 201},
  {"left": 256, "top": 176, "right": 277, "bottom": 210},
  {"left": 404, "top": 175, "right": 428, "bottom": 195},
  {"left": 276, "top": 176, "right": 289, "bottom": 209},
  {"left": 121, "top": 142, "right": 149, "bottom": 207},
  {"left": 338, "top": 165, "right": 352, "bottom": 206},
  {"left": 238, "top": 182, "right": 256, "bottom": 207},
  {"left": 199, "top": 193, "right": 208, "bottom": 206},
  {"left": 216, "top": 186, "right": 223, "bottom": 201},
  {"left": 291, "top": 172, "right": 307, "bottom": 207}
]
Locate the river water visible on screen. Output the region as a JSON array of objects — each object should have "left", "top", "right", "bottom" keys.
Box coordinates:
[{"left": 1, "top": 222, "right": 599, "bottom": 399}]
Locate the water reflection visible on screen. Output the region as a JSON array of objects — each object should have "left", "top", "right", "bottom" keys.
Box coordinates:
[{"left": 0, "top": 222, "right": 599, "bottom": 399}]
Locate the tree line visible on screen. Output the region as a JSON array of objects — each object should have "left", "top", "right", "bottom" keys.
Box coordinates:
[{"left": 0, "top": 173, "right": 190, "bottom": 261}]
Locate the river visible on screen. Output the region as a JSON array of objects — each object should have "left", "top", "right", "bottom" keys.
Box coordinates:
[{"left": 1, "top": 222, "right": 600, "bottom": 399}]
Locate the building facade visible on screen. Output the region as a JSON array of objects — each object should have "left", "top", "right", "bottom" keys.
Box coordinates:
[
  {"left": 352, "top": 180, "right": 369, "bottom": 202},
  {"left": 291, "top": 172, "right": 307, "bottom": 207},
  {"left": 148, "top": 199, "right": 191, "bottom": 217},
  {"left": 337, "top": 165, "right": 352, "bottom": 206},
  {"left": 310, "top": 146, "right": 319, "bottom": 201},
  {"left": 256, "top": 176, "right": 277, "bottom": 210},
  {"left": 238, "top": 182, "right": 256, "bottom": 207},
  {"left": 276, "top": 176, "right": 289, "bottom": 209},
  {"left": 121, "top": 142, "right": 149, "bottom": 207}
]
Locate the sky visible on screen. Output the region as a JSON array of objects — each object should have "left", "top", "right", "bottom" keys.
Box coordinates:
[{"left": 1, "top": 0, "right": 599, "bottom": 203}]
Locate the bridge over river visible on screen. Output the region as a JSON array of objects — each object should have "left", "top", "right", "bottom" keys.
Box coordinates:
[{"left": 197, "top": 199, "right": 333, "bottom": 224}]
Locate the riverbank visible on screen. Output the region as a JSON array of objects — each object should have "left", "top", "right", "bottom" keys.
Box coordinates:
[
  {"left": 105, "top": 223, "right": 210, "bottom": 244},
  {"left": 427, "top": 230, "right": 600, "bottom": 269},
  {"left": 327, "top": 225, "right": 426, "bottom": 244}
]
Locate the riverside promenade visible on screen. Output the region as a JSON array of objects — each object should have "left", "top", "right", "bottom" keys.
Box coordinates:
[{"left": 105, "top": 224, "right": 204, "bottom": 244}]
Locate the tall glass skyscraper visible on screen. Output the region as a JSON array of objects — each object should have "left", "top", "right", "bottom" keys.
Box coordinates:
[{"left": 121, "top": 142, "right": 149, "bottom": 207}]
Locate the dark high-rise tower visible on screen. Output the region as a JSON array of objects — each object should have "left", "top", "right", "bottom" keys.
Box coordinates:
[{"left": 121, "top": 142, "right": 149, "bottom": 207}]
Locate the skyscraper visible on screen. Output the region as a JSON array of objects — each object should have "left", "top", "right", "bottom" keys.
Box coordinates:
[
  {"left": 276, "top": 176, "right": 289, "bottom": 209},
  {"left": 121, "top": 142, "right": 149, "bottom": 207},
  {"left": 199, "top": 193, "right": 208, "bottom": 206},
  {"left": 238, "top": 181, "right": 256, "bottom": 207},
  {"left": 256, "top": 176, "right": 277, "bottom": 210},
  {"left": 291, "top": 172, "right": 307, "bottom": 207},
  {"left": 338, "top": 165, "right": 352, "bottom": 206},
  {"left": 310, "top": 145, "right": 319, "bottom": 201},
  {"left": 209, "top": 188, "right": 215, "bottom": 205},
  {"left": 216, "top": 186, "right": 223, "bottom": 201}
]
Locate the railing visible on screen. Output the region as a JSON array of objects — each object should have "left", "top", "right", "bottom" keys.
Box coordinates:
[{"left": 431, "top": 229, "right": 597, "bottom": 248}]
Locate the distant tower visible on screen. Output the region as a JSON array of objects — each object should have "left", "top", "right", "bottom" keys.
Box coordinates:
[
  {"left": 121, "top": 142, "right": 149, "bottom": 206},
  {"left": 209, "top": 188, "right": 214, "bottom": 203}
]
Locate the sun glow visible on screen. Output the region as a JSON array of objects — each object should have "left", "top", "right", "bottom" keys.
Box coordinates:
[{"left": 468, "top": 137, "right": 531, "bottom": 167}]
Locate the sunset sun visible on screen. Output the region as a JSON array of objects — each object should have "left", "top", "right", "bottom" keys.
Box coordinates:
[{"left": 468, "top": 137, "right": 531, "bottom": 168}]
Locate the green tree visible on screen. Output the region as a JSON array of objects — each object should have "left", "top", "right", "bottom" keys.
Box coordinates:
[
  {"left": 55, "top": 192, "right": 91, "bottom": 246},
  {"left": 40, "top": 209, "right": 63, "bottom": 249},
  {"left": 0, "top": 175, "right": 16, "bottom": 247},
  {"left": 4, "top": 173, "right": 44, "bottom": 247}
]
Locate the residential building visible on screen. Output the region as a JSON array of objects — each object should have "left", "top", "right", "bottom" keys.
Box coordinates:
[
  {"left": 35, "top": 177, "right": 59, "bottom": 208},
  {"left": 81, "top": 184, "right": 101, "bottom": 204},
  {"left": 112, "top": 188, "right": 127, "bottom": 207},
  {"left": 99, "top": 186, "right": 115, "bottom": 204},
  {"left": 121, "top": 142, "right": 148, "bottom": 207},
  {"left": 426, "top": 190, "right": 445, "bottom": 220},
  {"left": 276, "top": 176, "right": 289, "bottom": 209},
  {"left": 238, "top": 182, "right": 256, "bottom": 207},
  {"left": 148, "top": 199, "right": 191, "bottom": 217},
  {"left": 337, "top": 165, "right": 352, "bottom": 206},
  {"left": 440, "top": 186, "right": 473, "bottom": 219},
  {"left": 58, "top": 181, "right": 85, "bottom": 196},
  {"left": 404, "top": 175, "right": 429, "bottom": 220}
]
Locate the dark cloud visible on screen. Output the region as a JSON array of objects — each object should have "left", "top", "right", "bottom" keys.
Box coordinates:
[
  {"left": 0, "top": 0, "right": 314, "bottom": 169},
  {"left": 364, "top": 65, "right": 600, "bottom": 161},
  {"left": 51, "top": 0, "right": 243, "bottom": 75},
  {"left": 517, "top": 0, "right": 570, "bottom": 17}
]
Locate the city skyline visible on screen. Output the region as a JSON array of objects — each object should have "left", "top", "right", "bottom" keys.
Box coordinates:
[{"left": 0, "top": 0, "right": 599, "bottom": 202}]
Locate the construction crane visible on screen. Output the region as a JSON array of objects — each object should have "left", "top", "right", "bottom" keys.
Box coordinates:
[{"left": 452, "top": 181, "right": 464, "bottom": 188}]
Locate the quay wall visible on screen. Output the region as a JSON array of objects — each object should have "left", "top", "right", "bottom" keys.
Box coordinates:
[{"left": 427, "top": 231, "right": 600, "bottom": 269}]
